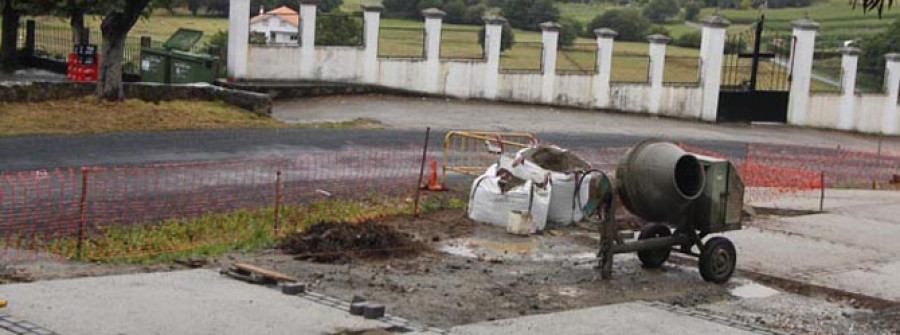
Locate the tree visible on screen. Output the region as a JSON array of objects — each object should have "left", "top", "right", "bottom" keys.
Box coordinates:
[
  {"left": 501, "top": 0, "right": 559, "bottom": 31},
  {"left": 642, "top": 0, "right": 679, "bottom": 23},
  {"left": 860, "top": 19, "right": 900, "bottom": 86},
  {"left": 478, "top": 21, "right": 515, "bottom": 52},
  {"left": 683, "top": 1, "right": 701, "bottom": 21},
  {"left": 188, "top": 0, "right": 201, "bottom": 16},
  {"left": 0, "top": 0, "right": 21, "bottom": 73},
  {"left": 315, "top": 13, "right": 363, "bottom": 45},
  {"left": 442, "top": 0, "right": 466, "bottom": 24},
  {"left": 96, "top": 0, "right": 154, "bottom": 100},
  {"left": 558, "top": 18, "right": 580, "bottom": 48},
  {"left": 673, "top": 29, "right": 701, "bottom": 48},
  {"left": 589, "top": 8, "right": 650, "bottom": 42},
  {"left": 852, "top": 0, "right": 894, "bottom": 17}
]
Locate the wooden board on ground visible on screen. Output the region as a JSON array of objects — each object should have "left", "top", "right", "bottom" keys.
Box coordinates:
[{"left": 232, "top": 262, "right": 298, "bottom": 283}]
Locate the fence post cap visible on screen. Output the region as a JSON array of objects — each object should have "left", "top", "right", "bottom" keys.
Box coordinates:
[
  {"left": 647, "top": 34, "right": 672, "bottom": 44},
  {"left": 791, "top": 18, "right": 819, "bottom": 30},
  {"left": 840, "top": 47, "right": 861, "bottom": 56},
  {"left": 539, "top": 21, "right": 562, "bottom": 32},
  {"left": 885, "top": 53, "right": 900, "bottom": 62},
  {"left": 482, "top": 15, "right": 507, "bottom": 25},
  {"left": 421, "top": 8, "right": 446, "bottom": 18},
  {"left": 360, "top": 3, "right": 384, "bottom": 12},
  {"left": 594, "top": 28, "right": 618, "bottom": 38},
  {"left": 701, "top": 15, "right": 730, "bottom": 28}
]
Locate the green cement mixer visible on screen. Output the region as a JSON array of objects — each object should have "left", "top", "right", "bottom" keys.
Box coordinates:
[{"left": 590, "top": 139, "right": 744, "bottom": 283}]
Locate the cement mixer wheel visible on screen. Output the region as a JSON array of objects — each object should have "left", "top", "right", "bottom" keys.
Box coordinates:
[
  {"left": 637, "top": 224, "right": 671, "bottom": 268},
  {"left": 699, "top": 237, "right": 737, "bottom": 283}
]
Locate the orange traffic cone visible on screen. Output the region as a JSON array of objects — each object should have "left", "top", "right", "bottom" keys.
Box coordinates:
[{"left": 427, "top": 160, "right": 444, "bottom": 191}]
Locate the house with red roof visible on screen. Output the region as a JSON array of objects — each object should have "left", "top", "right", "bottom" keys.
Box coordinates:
[{"left": 250, "top": 6, "right": 300, "bottom": 44}]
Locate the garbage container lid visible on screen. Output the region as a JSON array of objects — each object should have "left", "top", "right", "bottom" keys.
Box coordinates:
[{"left": 164, "top": 28, "right": 204, "bottom": 51}]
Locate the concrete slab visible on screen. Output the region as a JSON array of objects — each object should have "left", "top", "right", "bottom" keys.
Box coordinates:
[
  {"left": 739, "top": 189, "right": 900, "bottom": 302},
  {"left": 1, "top": 269, "right": 390, "bottom": 335},
  {"left": 437, "top": 302, "right": 753, "bottom": 335},
  {"left": 728, "top": 228, "right": 889, "bottom": 277},
  {"left": 765, "top": 213, "right": 900, "bottom": 254},
  {"left": 811, "top": 261, "right": 900, "bottom": 302}
]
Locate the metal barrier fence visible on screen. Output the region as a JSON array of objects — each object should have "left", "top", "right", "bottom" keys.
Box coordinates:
[
  {"left": 0, "top": 148, "right": 425, "bottom": 262},
  {"left": 440, "top": 131, "right": 538, "bottom": 184},
  {"left": 440, "top": 27, "right": 482, "bottom": 60},
  {"left": 378, "top": 26, "right": 424, "bottom": 58},
  {"left": 5, "top": 136, "right": 897, "bottom": 263}
]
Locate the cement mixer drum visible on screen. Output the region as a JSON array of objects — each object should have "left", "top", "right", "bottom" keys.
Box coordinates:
[{"left": 616, "top": 140, "right": 706, "bottom": 223}]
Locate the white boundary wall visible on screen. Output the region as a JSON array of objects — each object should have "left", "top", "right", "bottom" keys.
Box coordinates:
[{"left": 229, "top": 0, "right": 900, "bottom": 136}]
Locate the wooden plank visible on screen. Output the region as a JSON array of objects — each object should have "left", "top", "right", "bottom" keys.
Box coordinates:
[{"left": 232, "top": 262, "right": 298, "bottom": 283}]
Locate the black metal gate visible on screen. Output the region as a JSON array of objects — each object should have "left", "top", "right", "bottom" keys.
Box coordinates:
[{"left": 717, "top": 16, "right": 792, "bottom": 123}]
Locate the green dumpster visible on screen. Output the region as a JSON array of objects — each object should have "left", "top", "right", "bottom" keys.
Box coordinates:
[{"left": 140, "top": 28, "right": 220, "bottom": 83}]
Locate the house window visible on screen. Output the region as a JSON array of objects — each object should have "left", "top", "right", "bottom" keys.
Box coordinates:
[
  {"left": 281, "top": 20, "right": 290, "bottom": 27},
  {"left": 290, "top": 35, "right": 298, "bottom": 41}
]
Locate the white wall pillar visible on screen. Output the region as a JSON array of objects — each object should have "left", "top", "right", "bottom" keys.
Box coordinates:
[
  {"left": 882, "top": 53, "right": 900, "bottom": 135},
  {"left": 362, "top": 4, "right": 383, "bottom": 84},
  {"left": 647, "top": 34, "right": 671, "bottom": 115},
  {"left": 422, "top": 8, "right": 445, "bottom": 93},
  {"left": 482, "top": 15, "right": 505, "bottom": 99},
  {"left": 227, "top": 0, "right": 251, "bottom": 79},
  {"left": 838, "top": 47, "right": 859, "bottom": 130},
  {"left": 299, "top": 0, "right": 318, "bottom": 78},
  {"left": 540, "top": 22, "right": 561, "bottom": 104},
  {"left": 787, "top": 18, "right": 818, "bottom": 126},
  {"left": 699, "top": 16, "right": 729, "bottom": 122},
  {"left": 593, "top": 28, "right": 616, "bottom": 108}
]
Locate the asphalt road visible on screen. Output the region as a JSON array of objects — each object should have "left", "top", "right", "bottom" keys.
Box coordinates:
[{"left": 0, "top": 128, "right": 748, "bottom": 172}]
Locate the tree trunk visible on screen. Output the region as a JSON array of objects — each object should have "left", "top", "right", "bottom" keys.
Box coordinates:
[
  {"left": 70, "top": 9, "right": 85, "bottom": 45},
  {"left": 97, "top": 0, "right": 150, "bottom": 101},
  {"left": 0, "top": 0, "right": 20, "bottom": 74},
  {"left": 97, "top": 30, "right": 126, "bottom": 100}
]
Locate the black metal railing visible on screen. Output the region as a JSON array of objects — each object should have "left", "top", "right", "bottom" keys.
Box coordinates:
[
  {"left": 610, "top": 53, "right": 649, "bottom": 83},
  {"left": 28, "top": 21, "right": 211, "bottom": 76},
  {"left": 499, "top": 41, "right": 542, "bottom": 72},
  {"left": 557, "top": 42, "right": 596, "bottom": 74},
  {"left": 439, "top": 27, "right": 482, "bottom": 60},
  {"left": 663, "top": 56, "right": 700, "bottom": 84},
  {"left": 378, "top": 26, "right": 424, "bottom": 58}
]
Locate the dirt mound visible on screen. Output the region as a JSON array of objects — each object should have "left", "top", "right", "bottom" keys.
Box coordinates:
[{"left": 278, "top": 221, "right": 427, "bottom": 263}]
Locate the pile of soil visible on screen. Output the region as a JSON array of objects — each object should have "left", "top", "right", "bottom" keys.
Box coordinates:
[{"left": 278, "top": 221, "right": 427, "bottom": 263}]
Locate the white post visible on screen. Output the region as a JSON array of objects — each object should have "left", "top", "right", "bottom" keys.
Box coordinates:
[
  {"left": 299, "top": 0, "right": 317, "bottom": 78},
  {"left": 787, "top": 18, "right": 818, "bottom": 126},
  {"left": 482, "top": 15, "right": 505, "bottom": 99},
  {"left": 882, "top": 53, "right": 900, "bottom": 135},
  {"left": 647, "top": 34, "right": 671, "bottom": 115},
  {"left": 593, "top": 28, "right": 616, "bottom": 108},
  {"left": 227, "top": 0, "right": 251, "bottom": 79},
  {"left": 362, "top": 4, "right": 383, "bottom": 84},
  {"left": 422, "top": 8, "right": 445, "bottom": 93},
  {"left": 838, "top": 47, "right": 859, "bottom": 130},
  {"left": 540, "top": 22, "right": 561, "bottom": 104},
  {"left": 699, "top": 16, "right": 729, "bottom": 122}
]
